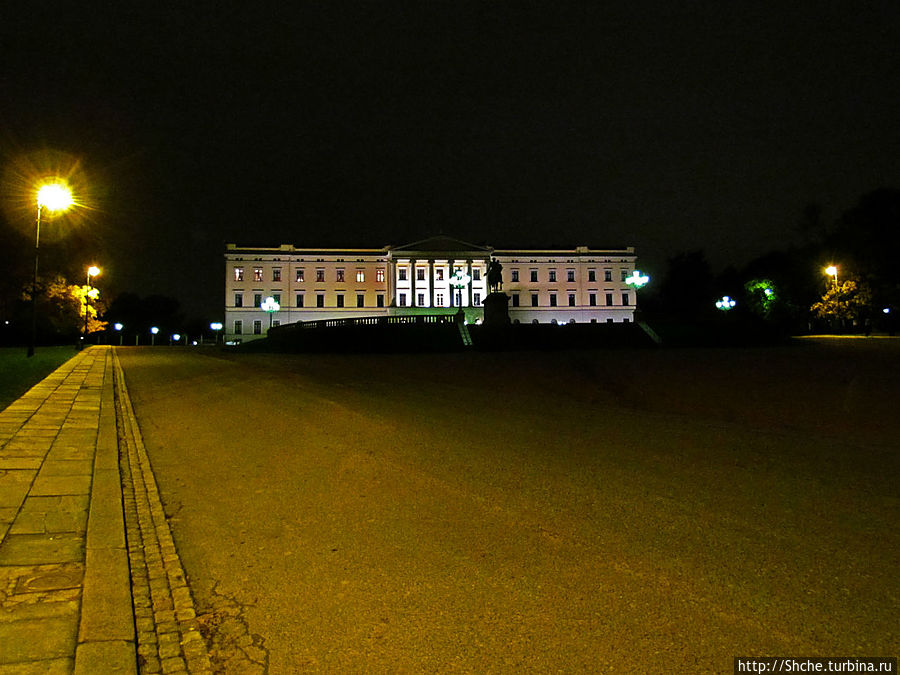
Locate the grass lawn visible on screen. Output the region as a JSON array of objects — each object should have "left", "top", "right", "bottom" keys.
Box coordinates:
[{"left": 0, "top": 346, "right": 77, "bottom": 412}]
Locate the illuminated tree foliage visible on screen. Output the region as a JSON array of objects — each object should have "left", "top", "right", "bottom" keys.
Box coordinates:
[
  {"left": 810, "top": 279, "right": 872, "bottom": 325},
  {"left": 744, "top": 279, "right": 778, "bottom": 319}
]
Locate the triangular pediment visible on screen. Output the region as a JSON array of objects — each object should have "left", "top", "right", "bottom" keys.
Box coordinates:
[{"left": 390, "top": 236, "right": 492, "bottom": 254}]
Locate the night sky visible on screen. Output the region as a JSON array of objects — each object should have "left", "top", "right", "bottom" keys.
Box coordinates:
[{"left": 2, "top": 3, "right": 899, "bottom": 320}]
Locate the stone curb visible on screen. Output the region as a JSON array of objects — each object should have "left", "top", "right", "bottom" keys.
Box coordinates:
[{"left": 111, "top": 350, "right": 212, "bottom": 674}]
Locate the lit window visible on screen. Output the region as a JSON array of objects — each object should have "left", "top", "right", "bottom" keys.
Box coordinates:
[
  {"left": 568, "top": 293, "right": 576, "bottom": 307},
  {"left": 588, "top": 270, "right": 596, "bottom": 282},
  {"left": 253, "top": 294, "right": 262, "bottom": 308},
  {"left": 376, "top": 269, "right": 385, "bottom": 282},
  {"left": 436, "top": 269, "right": 444, "bottom": 281},
  {"left": 316, "top": 294, "right": 325, "bottom": 307},
  {"left": 356, "top": 270, "right": 365, "bottom": 282},
  {"left": 336, "top": 269, "right": 345, "bottom": 283},
  {"left": 549, "top": 270, "right": 557, "bottom": 282},
  {"left": 604, "top": 270, "right": 612, "bottom": 282},
  {"left": 399, "top": 268, "right": 407, "bottom": 281},
  {"left": 296, "top": 269, "right": 305, "bottom": 282},
  {"left": 234, "top": 267, "right": 244, "bottom": 281},
  {"left": 511, "top": 270, "right": 519, "bottom": 282},
  {"left": 473, "top": 292, "right": 481, "bottom": 306},
  {"left": 253, "top": 267, "right": 263, "bottom": 282},
  {"left": 530, "top": 270, "right": 538, "bottom": 282},
  {"left": 357, "top": 294, "right": 364, "bottom": 307},
  {"left": 399, "top": 293, "right": 406, "bottom": 306},
  {"left": 567, "top": 270, "right": 575, "bottom": 282},
  {"left": 550, "top": 293, "right": 557, "bottom": 307},
  {"left": 234, "top": 293, "right": 243, "bottom": 307},
  {"left": 253, "top": 320, "right": 262, "bottom": 334},
  {"left": 296, "top": 294, "right": 304, "bottom": 307},
  {"left": 417, "top": 268, "right": 425, "bottom": 281},
  {"left": 316, "top": 269, "right": 325, "bottom": 283},
  {"left": 273, "top": 268, "right": 281, "bottom": 282},
  {"left": 606, "top": 293, "right": 613, "bottom": 306},
  {"left": 234, "top": 320, "right": 243, "bottom": 335},
  {"left": 436, "top": 293, "right": 445, "bottom": 305}
]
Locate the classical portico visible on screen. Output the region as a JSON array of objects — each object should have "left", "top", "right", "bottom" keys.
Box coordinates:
[{"left": 387, "top": 236, "right": 492, "bottom": 309}]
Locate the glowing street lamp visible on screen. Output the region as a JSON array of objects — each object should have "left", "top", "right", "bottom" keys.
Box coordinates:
[
  {"left": 715, "top": 296, "right": 737, "bottom": 311},
  {"left": 450, "top": 269, "right": 472, "bottom": 307},
  {"left": 114, "top": 322, "right": 124, "bottom": 346},
  {"left": 210, "top": 322, "right": 223, "bottom": 344},
  {"left": 261, "top": 296, "right": 280, "bottom": 328},
  {"left": 28, "top": 182, "right": 74, "bottom": 357},
  {"left": 825, "top": 265, "right": 838, "bottom": 287},
  {"left": 625, "top": 270, "right": 650, "bottom": 289},
  {"left": 82, "top": 265, "right": 101, "bottom": 347},
  {"left": 150, "top": 326, "right": 159, "bottom": 346}
]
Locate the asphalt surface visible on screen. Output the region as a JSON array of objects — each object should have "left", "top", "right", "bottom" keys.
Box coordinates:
[{"left": 116, "top": 339, "right": 899, "bottom": 673}]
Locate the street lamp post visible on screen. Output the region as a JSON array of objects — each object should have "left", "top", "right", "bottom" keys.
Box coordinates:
[
  {"left": 150, "top": 326, "right": 159, "bottom": 346},
  {"left": 825, "top": 265, "right": 838, "bottom": 288},
  {"left": 210, "top": 322, "right": 223, "bottom": 345},
  {"left": 28, "top": 183, "right": 73, "bottom": 357},
  {"left": 261, "top": 297, "right": 280, "bottom": 330},
  {"left": 82, "top": 265, "right": 101, "bottom": 348},
  {"left": 114, "top": 323, "right": 124, "bottom": 346}
]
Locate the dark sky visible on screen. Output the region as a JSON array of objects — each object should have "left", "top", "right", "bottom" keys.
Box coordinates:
[{"left": 2, "top": 2, "right": 899, "bottom": 319}]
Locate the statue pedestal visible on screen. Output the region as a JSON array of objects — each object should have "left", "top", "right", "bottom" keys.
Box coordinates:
[{"left": 482, "top": 292, "right": 510, "bottom": 326}]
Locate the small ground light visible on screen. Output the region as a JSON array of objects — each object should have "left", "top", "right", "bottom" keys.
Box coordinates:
[
  {"left": 172, "top": 334, "right": 181, "bottom": 342},
  {"left": 884, "top": 308, "right": 891, "bottom": 314},
  {"left": 715, "top": 296, "right": 737, "bottom": 310}
]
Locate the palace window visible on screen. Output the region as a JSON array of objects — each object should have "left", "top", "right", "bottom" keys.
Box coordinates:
[
  {"left": 273, "top": 268, "right": 281, "bottom": 282},
  {"left": 253, "top": 293, "right": 262, "bottom": 308},
  {"left": 588, "top": 270, "right": 596, "bottom": 282},
  {"left": 436, "top": 269, "right": 444, "bottom": 281},
  {"left": 253, "top": 320, "right": 262, "bottom": 335},
  {"left": 234, "top": 267, "right": 244, "bottom": 281},
  {"left": 549, "top": 270, "right": 557, "bottom": 282},
  {"left": 622, "top": 293, "right": 630, "bottom": 306},
  {"left": 511, "top": 294, "right": 520, "bottom": 307},
  {"left": 568, "top": 293, "right": 576, "bottom": 307},
  {"left": 417, "top": 293, "right": 425, "bottom": 306},
  {"left": 316, "top": 294, "right": 325, "bottom": 307},
  {"left": 234, "top": 293, "right": 243, "bottom": 307},
  {"left": 417, "top": 268, "right": 426, "bottom": 281},
  {"left": 604, "top": 270, "right": 612, "bottom": 282},
  {"left": 376, "top": 269, "right": 385, "bottom": 282},
  {"left": 473, "top": 269, "right": 481, "bottom": 281},
  {"left": 234, "top": 320, "right": 243, "bottom": 335},
  {"left": 473, "top": 292, "right": 481, "bottom": 306},
  {"left": 606, "top": 293, "right": 613, "bottom": 306},
  {"left": 589, "top": 293, "right": 597, "bottom": 306},
  {"left": 531, "top": 293, "right": 539, "bottom": 307},
  {"left": 567, "top": 270, "right": 575, "bottom": 282},
  {"left": 550, "top": 293, "right": 557, "bottom": 307},
  {"left": 336, "top": 269, "right": 345, "bottom": 283},
  {"left": 530, "top": 270, "right": 538, "bottom": 282},
  {"left": 253, "top": 267, "right": 263, "bottom": 282},
  {"left": 296, "top": 293, "right": 304, "bottom": 307},
  {"left": 272, "top": 293, "right": 281, "bottom": 305},
  {"left": 296, "top": 269, "right": 304, "bottom": 282},
  {"left": 399, "top": 293, "right": 407, "bottom": 306},
  {"left": 357, "top": 294, "right": 365, "bottom": 307},
  {"left": 336, "top": 294, "right": 344, "bottom": 308},
  {"left": 377, "top": 294, "right": 385, "bottom": 307},
  {"left": 621, "top": 270, "right": 629, "bottom": 282},
  {"left": 399, "top": 268, "right": 407, "bottom": 281},
  {"left": 511, "top": 270, "right": 519, "bottom": 282},
  {"left": 436, "top": 293, "right": 445, "bottom": 305},
  {"left": 356, "top": 270, "right": 365, "bottom": 282},
  {"left": 316, "top": 269, "right": 325, "bottom": 283}
]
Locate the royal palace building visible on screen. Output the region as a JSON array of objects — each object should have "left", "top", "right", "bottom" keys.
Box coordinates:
[{"left": 224, "top": 236, "right": 638, "bottom": 340}]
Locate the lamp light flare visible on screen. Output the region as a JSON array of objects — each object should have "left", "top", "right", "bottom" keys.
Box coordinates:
[
  {"left": 37, "top": 183, "right": 74, "bottom": 211},
  {"left": 87, "top": 265, "right": 101, "bottom": 278}
]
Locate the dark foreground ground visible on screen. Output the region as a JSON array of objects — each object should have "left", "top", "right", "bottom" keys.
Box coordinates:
[{"left": 117, "top": 338, "right": 899, "bottom": 673}]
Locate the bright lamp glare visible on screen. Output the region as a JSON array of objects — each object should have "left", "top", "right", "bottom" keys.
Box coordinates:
[
  {"left": 825, "top": 265, "right": 838, "bottom": 277},
  {"left": 37, "top": 183, "right": 74, "bottom": 211},
  {"left": 87, "top": 265, "right": 101, "bottom": 278}
]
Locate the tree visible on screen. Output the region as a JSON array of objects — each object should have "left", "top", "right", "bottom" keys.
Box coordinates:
[{"left": 810, "top": 279, "right": 872, "bottom": 329}]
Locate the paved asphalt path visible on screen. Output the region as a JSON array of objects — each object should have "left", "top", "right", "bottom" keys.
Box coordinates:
[{"left": 116, "top": 339, "right": 899, "bottom": 673}]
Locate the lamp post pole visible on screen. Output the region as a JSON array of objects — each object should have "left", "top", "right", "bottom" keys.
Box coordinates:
[
  {"left": 82, "top": 266, "right": 100, "bottom": 348},
  {"left": 28, "top": 184, "right": 73, "bottom": 357}
]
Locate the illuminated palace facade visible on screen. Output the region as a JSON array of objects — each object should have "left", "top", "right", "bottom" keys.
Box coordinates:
[{"left": 224, "top": 237, "right": 637, "bottom": 340}]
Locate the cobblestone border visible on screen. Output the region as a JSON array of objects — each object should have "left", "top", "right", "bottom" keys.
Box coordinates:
[{"left": 112, "top": 351, "right": 212, "bottom": 675}]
